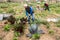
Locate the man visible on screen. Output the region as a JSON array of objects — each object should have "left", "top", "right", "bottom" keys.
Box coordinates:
[
  {"left": 24, "top": 4, "right": 34, "bottom": 23},
  {"left": 44, "top": 3, "right": 50, "bottom": 11}
]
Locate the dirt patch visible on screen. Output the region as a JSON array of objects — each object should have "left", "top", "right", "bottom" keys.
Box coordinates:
[{"left": 3, "top": 31, "right": 14, "bottom": 40}]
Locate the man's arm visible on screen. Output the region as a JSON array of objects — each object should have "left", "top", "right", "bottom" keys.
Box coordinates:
[{"left": 30, "top": 7, "right": 34, "bottom": 14}]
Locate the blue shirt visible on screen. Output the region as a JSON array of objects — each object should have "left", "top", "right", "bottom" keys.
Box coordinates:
[{"left": 26, "top": 6, "right": 34, "bottom": 16}]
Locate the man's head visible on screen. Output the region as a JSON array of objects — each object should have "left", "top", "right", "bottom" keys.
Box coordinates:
[
  {"left": 24, "top": 4, "right": 28, "bottom": 8},
  {"left": 37, "top": 5, "right": 40, "bottom": 8}
]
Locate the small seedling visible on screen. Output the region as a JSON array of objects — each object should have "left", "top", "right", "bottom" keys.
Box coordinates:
[
  {"left": 49, "top": 30, "right": 54, "bottom": 35},
  {"left": 13, "top": 37, "right": 18, "bottom": 40},
  {"left": 14, "top": 32, "right": 20, "bottom": 37},
  {"left": 32, "top": 33, "right": 40, "bottom": 40},
  {"left": 4, "top": 24, "right": 11, "bottom": 31}
]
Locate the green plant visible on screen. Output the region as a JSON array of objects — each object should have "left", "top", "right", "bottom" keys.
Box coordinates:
[
  {"left": 4, "top": 24, "right": 11, "bottom": 31},
  {"left": 13, "top": 31, "right": 20, "bottom": 40},
  {"left": 0, "top": 4, "right": 8, "bottom": 8},
  {"left": 14, "top": 32, "right": 20, "bottom": 37},
  {"left": 49, "top": 30, "right": 54, "bottom": 35},
  {"left": 32, "top": 33, "right": 40, "bottom": 39},
  {"left": 13, "top": 37, "right": 18, "bottom": 40}
]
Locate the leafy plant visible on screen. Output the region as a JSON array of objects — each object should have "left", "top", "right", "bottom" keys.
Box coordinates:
[
  {"left": 13, "top": 31, "right": 20, "bottom": 40},
  {"left": 4, "top": 24, "right": 11, "bottom": 31},
  {"left": 13, "top": 37, "right": 18, "bottom": 40},
  {"left": 32, "top": 33, "right": 40, "bottom": 40},
  {"left": 7, "top": 8, "right": 14, "bottom": 13},
  {"left": 14, "top": 32, "right": 20, "bottom": 37}
]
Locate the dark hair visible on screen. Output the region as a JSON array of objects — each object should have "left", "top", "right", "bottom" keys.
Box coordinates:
[
  {"left": 25, "top": 6, "right": 31, "bottom": 13},
  {"left": 25, "top": 6, "right": 34, "bottom": 13}
]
